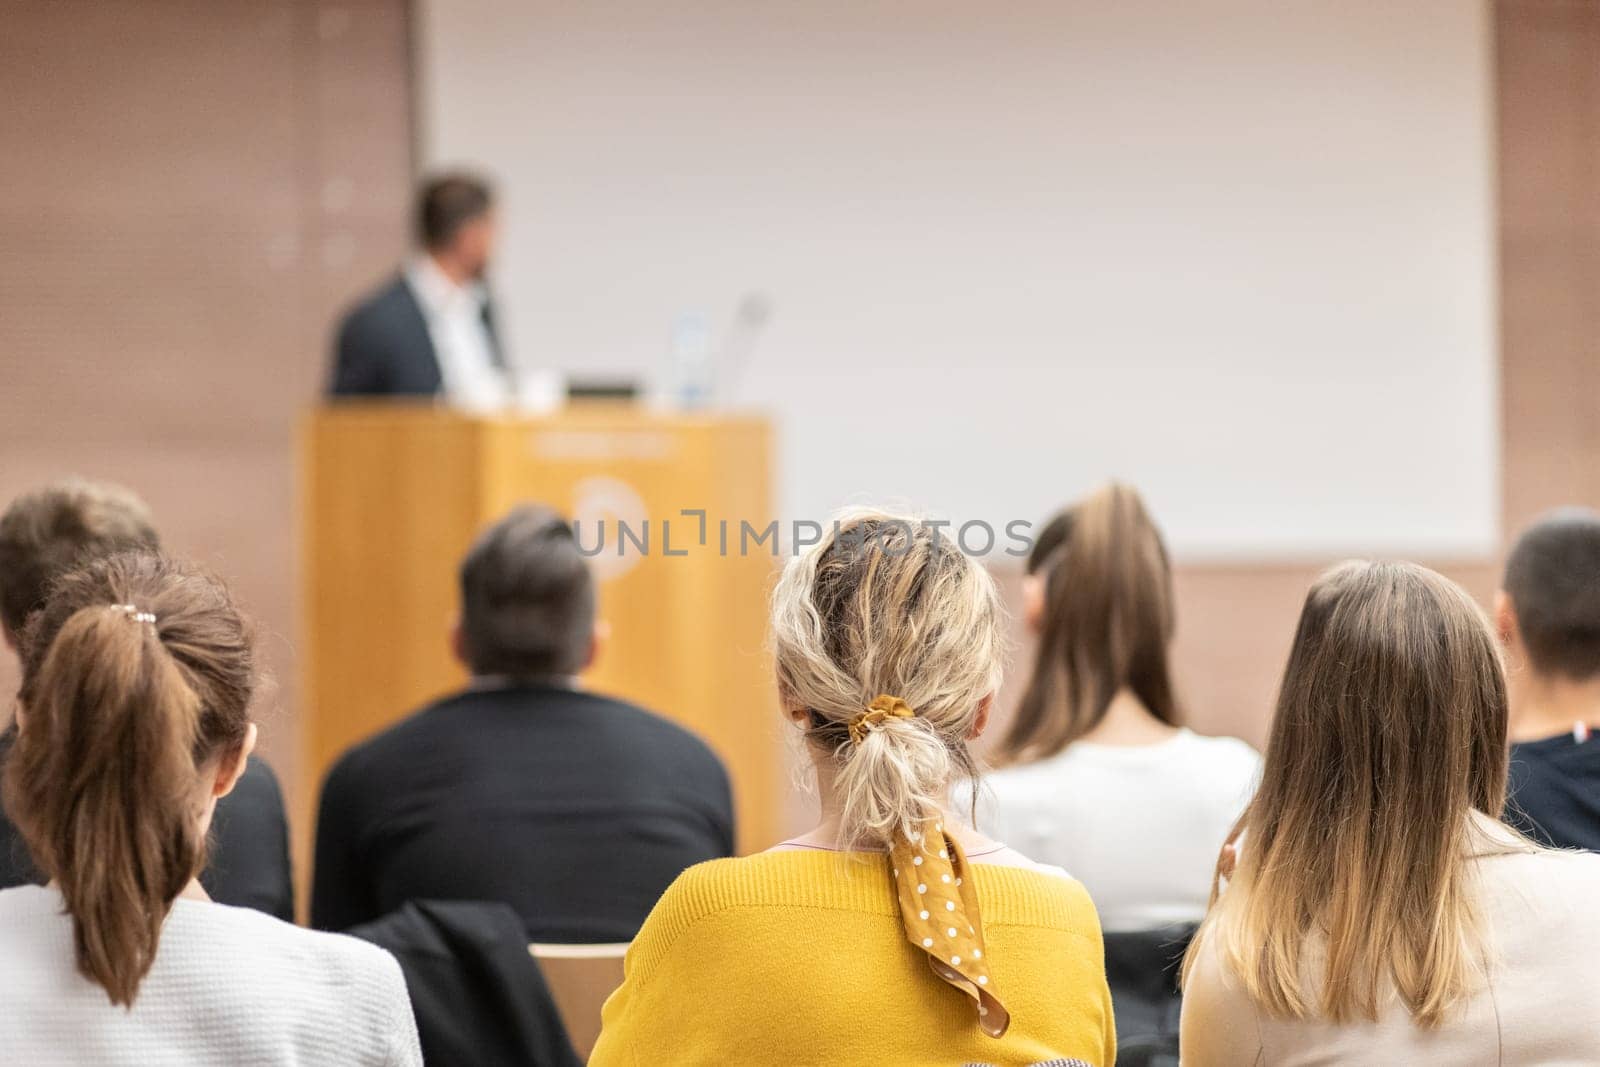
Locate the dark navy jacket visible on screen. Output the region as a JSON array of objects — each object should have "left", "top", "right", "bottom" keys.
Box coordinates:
[{"left": 329, "top": 274, "right": 504, "bottom": 397}]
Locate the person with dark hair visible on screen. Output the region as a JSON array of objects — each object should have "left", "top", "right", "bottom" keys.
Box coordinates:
[
  {"left": 1497, "top": 507, "right": 1600, "bottom": 850},
  {"left": 0, "top": 480, "right": 159, "bottom": 638},
  {"left": 0, "top": 553, "right": 420, "bottom": 1063},
  {"left": 0, "top": 480, "right": 295, "bottom": 920},
  {"left": 329, "top": 171, "right": 510, "bottom": 405},
  {"left": 311, "top": 504, "right": 734, "bottom": 940}
]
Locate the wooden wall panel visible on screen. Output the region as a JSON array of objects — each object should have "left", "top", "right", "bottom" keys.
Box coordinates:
[
  {"left": 1497, "top": 0, "right": 1600, "bottom": 528},
  {"left": 0, "top": 1, "right": 414, "bottom": 892}
]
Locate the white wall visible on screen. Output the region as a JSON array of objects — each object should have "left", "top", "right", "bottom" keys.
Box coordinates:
[{"left": 415, "top": 0, "right": 1497, "bottom": 558}]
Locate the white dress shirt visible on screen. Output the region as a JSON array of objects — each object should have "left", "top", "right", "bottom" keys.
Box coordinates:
[{"left": 404, "top": 255, "right": 509, "bottom": 412}]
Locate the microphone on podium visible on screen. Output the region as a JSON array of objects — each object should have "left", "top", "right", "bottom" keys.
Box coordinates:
[{"left": 718, "top": 291, "right": 773, "bottom": 405}]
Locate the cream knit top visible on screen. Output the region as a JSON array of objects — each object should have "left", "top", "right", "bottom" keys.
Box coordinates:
[
  {"left": 0, "top": 885, "right": 422, "bottom": 1066},
  {"left": 1181, "top": 815, "right": 1600, "bottom": 1065}
]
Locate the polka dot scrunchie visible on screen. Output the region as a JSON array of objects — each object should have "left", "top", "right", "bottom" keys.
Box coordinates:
[{"left": 888, "top": 820, "right": 1010, "bottom": 1038}]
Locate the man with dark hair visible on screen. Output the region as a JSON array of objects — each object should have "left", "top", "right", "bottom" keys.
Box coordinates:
[
  {"left": 0, "top": 479, "right": 296, "bottom": 917},
  {"left": 1497, "top": 507, "right": 1600, "bottom": 850},
  {"left": 329, "top": 171, "right": 510, "bottom": 405},
  {"left": 457, "top": 506, "right": 597, "bottom": 679},
  {"left": 0, "top": 480, "right": 159, "bottom": 638},
  {"left": 311, "top": 504, "right": 735, "bottom": 940}
]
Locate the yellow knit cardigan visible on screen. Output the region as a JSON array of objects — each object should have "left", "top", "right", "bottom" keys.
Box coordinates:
[{"left": 590, "top": 850, "right": 1116, "bottom": 1066}]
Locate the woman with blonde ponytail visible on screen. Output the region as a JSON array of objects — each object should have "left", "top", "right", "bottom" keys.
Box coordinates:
[
  {"left": 592, "top": 510, "right": 1116, "bottom": 1066},
  {"left": 977, "top": 483, "right": 1260, "bottom": 932},
  {"left": 0, "top": 553, "right": 420, "bottom": 1065}
]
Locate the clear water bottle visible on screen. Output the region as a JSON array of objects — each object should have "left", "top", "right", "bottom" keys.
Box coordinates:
[{"left": 668, "top": 311, "right": 714, "bottom": 410}]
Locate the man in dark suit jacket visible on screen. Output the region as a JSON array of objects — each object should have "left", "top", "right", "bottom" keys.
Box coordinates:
[
  {"left": 0, "top": 480, "right": 295, "bottom": 919},
  {"left": 311, "top": 505, "right": 736, "bottom": 942},
  {"left": 330, "top": 172, "right": 509, "bottom": 402}
]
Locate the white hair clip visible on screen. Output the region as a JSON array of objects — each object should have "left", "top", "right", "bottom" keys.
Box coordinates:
[{"left": 112, "top": 604, "right": 157, "bottom": 625}]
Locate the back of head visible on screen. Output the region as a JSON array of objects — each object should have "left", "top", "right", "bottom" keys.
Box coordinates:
[
  {"left": 459, "top": 505, "right": 595, "bottom": 680},
  {"left": 770, "top": 510, "right": 1004, "bottom": 849},
  {"left": 1191, "top": 560, "right": 1508, "bottom": 1028},
  {"left": 418, "top": 171, "right": 493, "bottom": 252},
  {"left": 1024, "top": 510, "right": 1072, "bottom": 576},
  {"left": 3, "top": 552, "right": 253, "bottom": 1007},
  {"left": 0, "top": 479, "right": 160, "bottom": 637},
  {"left": 1502, "top": 507, "right": 1600, "bottom": 680},
  {"left": 1001, "top": 482, "right": 1177, "bottom": 762}
]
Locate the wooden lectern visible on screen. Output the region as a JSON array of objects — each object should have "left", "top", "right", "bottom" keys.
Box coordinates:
[{"left": 300, "top": 404, "right": 783, "bottom": 868}]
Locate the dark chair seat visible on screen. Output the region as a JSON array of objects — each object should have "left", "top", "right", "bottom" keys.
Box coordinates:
[{"left": 1102, "top": 923, "right": 1195, "bottom": 1067}]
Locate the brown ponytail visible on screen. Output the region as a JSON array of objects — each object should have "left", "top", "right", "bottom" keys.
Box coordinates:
[
  {"left": 1000, "top": 482, "right": 1179, "bottom": 763},
  {"left": 3, "top": 553, "right": 253, "bottom": 1007}
]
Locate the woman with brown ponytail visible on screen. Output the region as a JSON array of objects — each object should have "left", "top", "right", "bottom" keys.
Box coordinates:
[
  {"left": 591, "top": 510, "right": 1116, "bottom": 1066},
  {"left": 0, "top": 553, "right": 421, "bottom": 1065},
  {"left": 976, "top": 483, "right": 1261, "bottom": 933}
]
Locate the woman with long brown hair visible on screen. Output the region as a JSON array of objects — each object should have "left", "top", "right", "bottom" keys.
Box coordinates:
[
  {"left": 978, "top": 483, "right": 1260, "bottom": 931},
  {"left": 1181, "top": 561, "right": 1600, "bottom": 1062},
  {"left": 0, "top": 553, "right": 420, "bottom": 1064}
]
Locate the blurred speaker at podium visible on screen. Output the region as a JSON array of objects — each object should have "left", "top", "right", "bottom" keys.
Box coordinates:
[{"left": 328, "top": 172, "right": 516, "bottom": 411}]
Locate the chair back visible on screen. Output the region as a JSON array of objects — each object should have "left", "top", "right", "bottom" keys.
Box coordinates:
[
  {"left": 529, "top": 942, "right": 629, "bottom": 1059},
  {"left": 352, "top": 900, "right": 580, "bottom": 1066}
]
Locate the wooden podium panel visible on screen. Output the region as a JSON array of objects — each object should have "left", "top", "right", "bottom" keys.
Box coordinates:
[{"left": 301, "top": 404, "right": 783, "bottom": 870}]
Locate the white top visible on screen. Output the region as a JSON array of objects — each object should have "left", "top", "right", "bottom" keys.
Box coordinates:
[
  {"left": 0, "top": 885, "right": 422, "bottom": 1066},
  {"left": 1182, "top": 815, "right": 1600, "bottom": 1065},
  {"left": 404, "top": 254, "right": 508, "bottom": 412},
  {"left": 971, "top": 728, "right": 1261, "bottom": 932}
]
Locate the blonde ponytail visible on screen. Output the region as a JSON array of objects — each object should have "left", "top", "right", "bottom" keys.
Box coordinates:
[
  {"left": 771, "top": 511, "right": 1003, "bottom": 849},
  {"left": 4, "top": 553, "right": 253, "bottom": 1007},
  {"left": 833, "top": 714, "right": 953, "bottom": 848}
]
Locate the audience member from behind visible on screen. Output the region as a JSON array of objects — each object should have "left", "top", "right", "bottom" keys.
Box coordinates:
[
  {"left": 1181, "top": 561, "right": 1600, "bottom": 1063},
  {"left": 0, "top": 554, "right": 420, "bottom": 1064},
  {"left": 979, "top": 483, "right": 1260, "bottom": 931},
  {"left": 0, "top": 480, "right": 294, "bottom": 919},
  {"left": 591, "top": 511, "right": 1115, "bottom": 1066},
  {"left": 1497, "top": 508, "right": 1600, "bottom": 850},
  {"left": 312, "top": 504, "right": 733, "bottom": 940}
]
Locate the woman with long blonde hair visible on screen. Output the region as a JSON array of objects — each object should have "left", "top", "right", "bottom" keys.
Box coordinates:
[
  {"left": 1181, "top": 561, "right": 1600, "bottom": 1063},
  {"left": 978, "top": 483, "right": 1260, "bottom": 932},
  {"left": 591, "top": 511, "right": 1115, "bottom": 1066}
]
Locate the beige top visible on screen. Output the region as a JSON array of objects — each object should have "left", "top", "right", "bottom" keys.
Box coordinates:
[{"left": 1181, "top": 814, "right": 1600, "bottom": 1066}]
